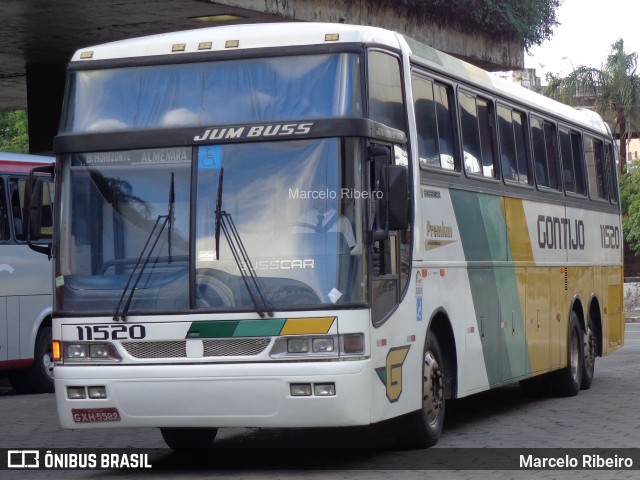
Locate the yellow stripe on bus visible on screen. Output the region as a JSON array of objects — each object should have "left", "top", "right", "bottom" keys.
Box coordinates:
[{"left": 280, "top": 317, "right": 336, "bottom": 335}]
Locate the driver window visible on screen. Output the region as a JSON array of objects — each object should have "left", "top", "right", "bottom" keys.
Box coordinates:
[{"left": 0, "top": 179, "right": 9, "bottom": 241}]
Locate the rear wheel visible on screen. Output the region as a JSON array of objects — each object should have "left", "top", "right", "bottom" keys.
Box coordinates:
[
  {"left": 160, "top": 427, "right": 218, "bottom": 449},
  {"left": 394, "top": 332, "right": 446, "bottom": 448},
  {"left": 581, "top": 315, "right": 596, "bottom": 390},
  {"left": 550, "top": 311, "right": 583, "bottom": 397}
]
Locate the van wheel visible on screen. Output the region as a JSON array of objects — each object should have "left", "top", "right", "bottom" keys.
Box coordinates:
[
  {"left": 394, "top": 332, "right": 445, "bottom": 448},
  {"left": 26, "top": 327, "right": 55, "bottom": 393},
  {"left": 160, "top": 428, "right": 218, "bottom": 449}
]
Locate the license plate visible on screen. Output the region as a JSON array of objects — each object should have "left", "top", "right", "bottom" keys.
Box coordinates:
[{"left": 72, "top": 407, "right": 121, "bottom": 423}]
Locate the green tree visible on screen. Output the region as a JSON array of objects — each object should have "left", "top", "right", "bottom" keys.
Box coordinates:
[
  {"left": 620, "top": 167, "right": 640, "bottom": 255},
  {"left": 0, "top": 109, "right": 29, "bottom": 153},
  {"left": 543, "top": 39, "right": 640, "bottom": 174},
  {"left": 354, "top": 0, "right": 561, "bottom": 49}
]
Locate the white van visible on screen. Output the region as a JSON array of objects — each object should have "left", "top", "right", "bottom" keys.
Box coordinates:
[{"left": 0, "top": 152, "right": 54, "bottom": 393}]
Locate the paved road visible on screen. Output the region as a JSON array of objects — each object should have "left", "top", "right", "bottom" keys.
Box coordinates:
[{"left": 2, "top": 324, "right": 640, "bottom": 479}]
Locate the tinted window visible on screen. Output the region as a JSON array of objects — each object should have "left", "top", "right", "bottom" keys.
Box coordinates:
[
  {"left": 531, "top": 116, "right": 559, "bottom": 190},
  {"left": 368, "top": 51, "right": 406, "bottom": 132},
  {"left": 412, "top": 75, "right": 456, "bottom": 170},
  {"left": 585, "top": 136, "right": 608, "bottom": 199},
  {"left": 0, "top": 179, "right": 8, "bottom": 241},
  {"left": 498, "top": 106, "right": 530, "bottom": 184},
  {"left": 459, "top": 92, "right": 496, "bottom": 178},
  {"left": 559, "top": 128, "right": 585, "bottom": 195}
]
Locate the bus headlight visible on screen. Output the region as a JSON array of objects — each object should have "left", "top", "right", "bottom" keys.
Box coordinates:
[
  {"left": 287, "top": 337, "right": 309, "bottom": 353},
  {"left": 63, "top": 342, "right": 122, "bottom": 362},
  {"left": 66, "top": 344, "right": 88, "bottom": 359},
  {"left": 312, "top": 337, "right": 335, "bottom": 353},
  {"left": 270, "top": 334, "right": 365, "bottom": 358}
]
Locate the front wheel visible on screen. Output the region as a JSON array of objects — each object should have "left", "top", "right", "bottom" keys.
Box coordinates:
[
  {"left": 160, "top": 427, "right": 218, "bottom": 449},
  {"left": 26, "top": 327, "right": 55, "bottom": 393},
  {"left": 394, "top": 332, "right": 446, "bottom": 448}
]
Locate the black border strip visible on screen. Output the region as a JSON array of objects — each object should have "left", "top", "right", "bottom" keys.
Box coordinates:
[{"left": 54, "top": 118, "right": 406, "bottom": 153}]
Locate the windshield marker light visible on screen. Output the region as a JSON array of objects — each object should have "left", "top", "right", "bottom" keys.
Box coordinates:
[
  {"left": 79, "top": 51, "right": 93, "bottom": 59},
  {"left": 198, "top": 42, "right": 213, "bottom": 50},
  {"left": 225, "top": 40, "right": 239, "bottom": 48},
  {"left": 325, "top": 33, "right": 340, "bottom": 42},
  {"left": 171, "top": 43, "right": 186, "bottom": 52}
]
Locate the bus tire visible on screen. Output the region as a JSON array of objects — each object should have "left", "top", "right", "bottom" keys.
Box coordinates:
[
  {"left": 395, "top": 332, "right": 446, "bottom": 448},
  {"left": 160, "top": 427, "right": 218, "bottom": 449},
  {"left": 550, "top": 311, "right": 583, "bottom": 397},
  {"left": 26, "top": 327, "right": 55, "bottom": 393},
  {"left": 581, "top": 315, "right": 596, "bottom": 390}
]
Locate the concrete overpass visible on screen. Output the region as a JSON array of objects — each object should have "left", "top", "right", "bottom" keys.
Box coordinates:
[{"left": 2, "top": 0, "right": 525, "bottom": 153}]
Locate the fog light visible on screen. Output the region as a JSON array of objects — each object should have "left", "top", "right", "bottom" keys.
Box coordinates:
[
  {"left": 290, "top": 383, "right": 312, "bottom": 396},
  {"left": 90, "top": 344, "right": 110, "bottom": 358},
  {"left": 66, "top": 344, "right": 88, "bottom": 359},
  {"left": 87, "top": 386, "right": 107, "bottom": 399},
  {"left": 312, "top": 337, "right": 335, "bottom": 353},
  {"left": 314, "top": 383, "right": 336, "bottom": 396},
  {"left": 287, "top": 338, "right": 309, "bottom": 353},
  {"left": 341, "top": 333, "right": 364, "bottom": 354},
  {"left": 67, "top": 387, "right": 86, "bottom": 399}
]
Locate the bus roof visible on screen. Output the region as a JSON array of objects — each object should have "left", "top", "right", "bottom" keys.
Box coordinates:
[
  {"left": 70, "top": 22, "right": 609, "bottom": 137},
  {"left": 0, "top": 152, "right": 54, "bottom": 174}
]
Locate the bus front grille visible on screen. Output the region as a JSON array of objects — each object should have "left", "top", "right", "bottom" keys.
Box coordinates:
[{"left": 121, "top": 338, "right": 271, "bottom": 359}]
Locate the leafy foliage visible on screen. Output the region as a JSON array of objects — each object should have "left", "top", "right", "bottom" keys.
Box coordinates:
[
  {"left": 621, "top": 168, "right": 640, "bottom": 255},
  {"left": 0, "top": 110, "right": 29, "bottom": 153},
  {"left": 351, "top": 0, "right": 561, "bottom": 49},
  {"left": 543, "top": 39, "right": 640, "bottom": 174}
]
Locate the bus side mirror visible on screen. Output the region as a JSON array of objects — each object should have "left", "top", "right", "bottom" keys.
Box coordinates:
[
  {"left": 386, "top": 165, "right": 409, "bottom": 231},
  {"left": 372, "top": 164, "right": 409, "bottom": 241},
  {"left": 24, "top": 165, "right": 55, "bottom": 258}
]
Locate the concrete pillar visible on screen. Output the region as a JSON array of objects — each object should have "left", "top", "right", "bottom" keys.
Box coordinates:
[{"left": 26, "top": 63, "right": 66, "bottom": 154}]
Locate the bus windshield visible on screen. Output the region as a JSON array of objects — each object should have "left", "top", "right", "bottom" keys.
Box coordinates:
[
  {"left": 56, "top": 138, "right": 368, "bottom": 314},
  {"left": 61, "top": 53, "right": 362, "bottom": 133}
]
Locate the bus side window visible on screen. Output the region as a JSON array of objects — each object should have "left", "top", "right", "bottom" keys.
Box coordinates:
[
  {"left": 368, "top": 51, "right": 406, "bottom": 133},
  {"left": 459, "top": 91, "right": 496, "bottom": 178},
  {"left": 0, "top": 178, "right": 9, "bottom": 241},
  {"left": 412, "top": 74, "right": 456, "bottom": 171},
  {"left": 585, "top": 136, "right": 608, "bottom": 200},
  {"left": 560, "top": 128, "right": 585, "bottom": 195},
  {"left": 531, "top": 116, "right": 559, "bottom": 190},
  {"left": 498, "top": 106, "right": 530, "bottom": 185},
  {"left": 606, "top": 141, "right": 618, "bottom": 203},
  {"left": 8, "top": 178, "right": 25, "bottom": 241}
]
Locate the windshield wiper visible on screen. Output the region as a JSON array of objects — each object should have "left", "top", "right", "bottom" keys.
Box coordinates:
[
  {"left": 113, "top": 172, "right": 174, "bottom": 322},
  {"left": 214, "top": 168, "right": 273, "bottom": 318}
]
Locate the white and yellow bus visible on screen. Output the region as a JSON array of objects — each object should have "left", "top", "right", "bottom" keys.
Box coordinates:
[{"left": 39, "top": 23, "right": 622, "bottom": 448}]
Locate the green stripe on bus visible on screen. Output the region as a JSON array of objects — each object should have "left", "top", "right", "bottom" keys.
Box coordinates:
[
  {"left": 185, "top": 319, "right": 287, "bottom": 338},
  {"left": 451, "top": 190, "right": 530, "bottom": 385}
]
